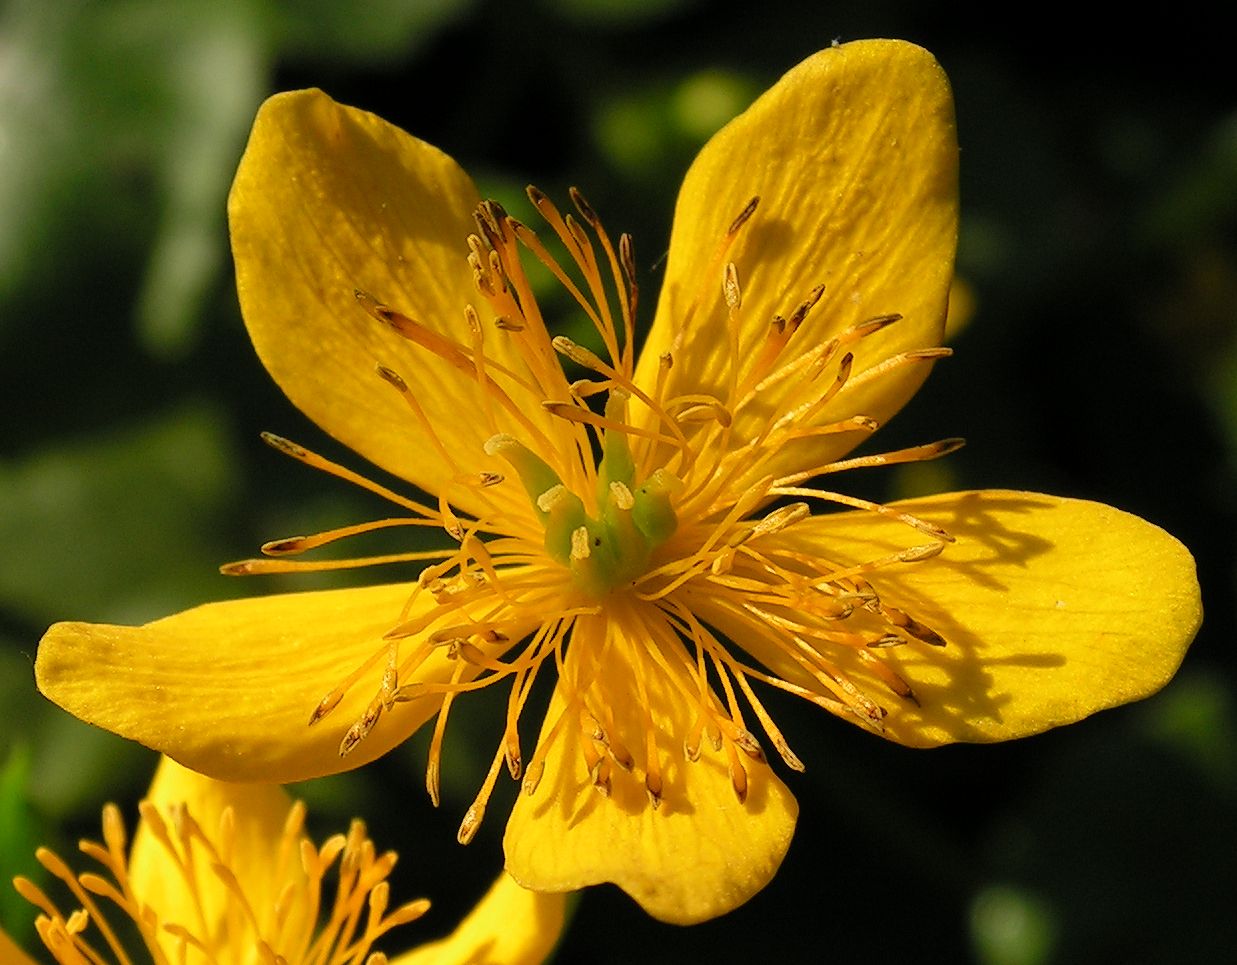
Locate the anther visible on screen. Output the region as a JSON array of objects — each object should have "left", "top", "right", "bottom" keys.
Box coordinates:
[
  {"left": 849, "top": 312, "right": 903, "bottom": 338},
  {"left": 260, "top": 432, "right": 307, "bottom": 459},
  {"left": 727, "top": 196, "right": 760, "bottom": 236},
  {"left": 339, "top": 698, "right": 383, "bottom": 756},
  {"left": 551, "top": 335, "right": 607, "bottom": 372},
  {"left": 375, "top": 365, "right": 407, "bottom": 392},
  {"left": 646, "top": 772, "right": 663, "bottom": 809},
  {"left": 609, "top": 480, "right": 635, "bottom": 511},
  {"left": 568, "top": 186, "right": 599, "bottom": 227},
  {"left": 570, "top": 525, "right": 592, "bottom": 561},
  {"left": 729, "top": 755, "right": 749, "bottom": 804},
  {"left": 308, "top": 687, "right": 343, "bottom": 727},
  {"left": 522, "top": 760, "right": 545, "bottom": 796},
  {"left": 724, "top": 262, "right": 742, "bottom": 310},
  {"left": 899, "top": 542, "right": 946, "bottom": 563},
  {"left": 457, "top": 805, "right": 483, "bottom": 845},
  {"left": 786, "top": 284, "right": 827, "bottom": 332}
]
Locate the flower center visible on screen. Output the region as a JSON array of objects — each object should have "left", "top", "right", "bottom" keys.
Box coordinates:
[{"left": 484, "top": 388, "right": 680, "bottom": 596}]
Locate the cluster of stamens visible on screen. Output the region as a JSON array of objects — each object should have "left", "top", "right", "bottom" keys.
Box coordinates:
[
  {"left": 223, "top": 184, "right": 961, "bottom": 835},
  {"left": 14, "top": 796, "right": 427, "bottom": 965}
]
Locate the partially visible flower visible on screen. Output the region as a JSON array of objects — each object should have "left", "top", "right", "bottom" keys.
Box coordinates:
[
  {"left": 12, "top": 757, "right": 564, "bottom": 965},
  {"left": 35, "top": 39, "right": 1201, "bottom": 924}
]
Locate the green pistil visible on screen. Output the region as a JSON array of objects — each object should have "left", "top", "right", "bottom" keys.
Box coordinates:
[{"left": 485, "top": 401, "right": 680, "bottom": 596}]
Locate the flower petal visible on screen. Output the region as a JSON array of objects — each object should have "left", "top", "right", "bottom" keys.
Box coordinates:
[
  {"left": 637, "top": 40, "right": 957, "bottom": 477},
  {"left": 724, "top": 490, "right": 1201, "bottom": 746},
  {"left": 393, "top": 873, "right": 567, "bottom": 965},
  {"left": 503, "top": 611, "right": 798, "bottom": 925},
  {"left": 35, "top": 584, "right": 468, "bottom": 782},
  {"left": 127, "top": 756, "right": 302, "bottom": 947},
  {"left": 229, "top": 89, "right": 537, "bottom": 516}
]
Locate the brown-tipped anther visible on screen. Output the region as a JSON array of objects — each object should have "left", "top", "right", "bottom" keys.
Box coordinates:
[
  {"left": 683, "top": 736, "right": 702, "bottom": 762},
  {"left": 787, "top": 284, "right": 826, "bottom": 331},
  {"left": 569, "top": 186, "right": 599, "bottom": 226},
  {"left": 770, "top": 315, "right": 787, "bottom": 335},
  {"left": 339, "top": 699, "right": 383, "bottom": 757},
  {"left": 776, "top": 739, "right": 805, "bottom": 772},
  {"left": 505, "top": 736, "right": 523, "bottom": 781},
  {"left": 619, "top": 232, "right": 636, "bottom": 278},
  {"left": 478, "top": 471, "right": 504, "bottom": 487},
  {"left": 903, "top": 616, "right": 947, "bottom": 647},
  {"left": 308, "top": 688, "right": 344, "bottom": 726},
  {"left": 564, "top": 214, "right": 587, "bottom": 252},
  {"left": 929, "top": 437, "right": 967, "bottom": 458},
  {"left": 475, "top": 199, "right": 509, "bottom": 247},
  {"left": 494, "top": 315, "right": 524, "bottom": 331},
  {"left": 261, "top": 536, "right": 304, "bottom": 556},
  {"left": 260, "top": 432, "right": 308, "bottom": 459},
  {"left": 852, "top": 312, "right": 903, "bottom": 337},
  {"left": 659, "top": 352, "right": 673, "bottom": 371},
  {"left": 734, "top": 729, "right": 766, "bottom": 763},
  {"left": 727, "top": 196, "right": 760, "bottom": 236},
  {"left": 375, "top": 364, "right": 408, "bottom": 392},
  {"left": 526, "top": 184, "right": 549, "bottom": 208}
]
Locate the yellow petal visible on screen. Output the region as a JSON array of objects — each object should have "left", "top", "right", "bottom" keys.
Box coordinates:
[
  {"left": 638, "top": 40, "right": 957, "bottom": 477},
  {"left": 0, "top": 928, "right": 38, "bottom": 965},
  {"left": 725, "top": 490, "right": 1201, "bottom": 746},
  {"left": 35, "top": 583, "right": 476, "bottom": 782},
  {"left": 229, "top": 89, "right": 535, "bottom": 517},
  {"left": 394, "top": 873, "right": 566, "bottom": 965},
  {"left": 503, "top": 611, "right": 798, "bottom": 924},
  {"left": 128, "top": 756, "right": 302, "bottom": 949}
]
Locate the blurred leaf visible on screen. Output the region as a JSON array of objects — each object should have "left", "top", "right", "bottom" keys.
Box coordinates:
[
  {"left": 970, "top": 884, "right": 1058, "bottom": 965},
  {"left": 0, "top": 744, "right": 39, "bottom": 943},
  {"left": 542, "top": 0, "right": 698, "bottom": 25},
  {"left": 0, "top": 0, "right": 81, "bottom": 302},
  {"left": 593, "top": 69, "right": 754, "bottom": 182},
  {"left": 1141, "top": 111, "right": 1237, "bottom": 246},
  {"left": 0, "top": 0, "right": 266, "bottom": 356},
  {"left": 1140, "top": 672, "right": 1237, "bottom": 793},
  {"left": 669, "top": 69, "right": 754, "bottom": 142},
  {"left": 271, "top": 0, "right": 479, "bottom": 63},
  {"left": 0, "top": 404, "right": 241, "bottom": 625},
  {"left": 129, "top": 0, "right": 266, "bottom": 357}
]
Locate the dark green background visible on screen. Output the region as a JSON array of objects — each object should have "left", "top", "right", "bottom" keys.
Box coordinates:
[{"left": 3, "top": 1, "right": 1234, "bottom": 962}]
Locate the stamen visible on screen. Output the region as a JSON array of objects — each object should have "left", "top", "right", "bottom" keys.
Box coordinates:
[{"left": 771, "top": 437, "right": 966, "bottom": 488}]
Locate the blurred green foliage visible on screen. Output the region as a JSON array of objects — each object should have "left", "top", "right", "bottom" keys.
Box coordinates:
[{"left": 2, "top": 0, "right": 1233, "bottom": 962}]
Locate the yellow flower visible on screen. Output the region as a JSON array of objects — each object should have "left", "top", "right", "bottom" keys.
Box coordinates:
[
  {"left": 35, "top": 40, "right": 1201, "bottom": 923},
  {"left": 11, "top": 756, "right": 565, "bottom": 965}
]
